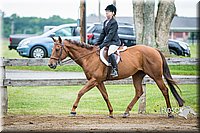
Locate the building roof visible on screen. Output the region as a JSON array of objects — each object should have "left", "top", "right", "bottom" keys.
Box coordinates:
[{"left": 170, "top": 16, "right": 197, "bottom": 32}]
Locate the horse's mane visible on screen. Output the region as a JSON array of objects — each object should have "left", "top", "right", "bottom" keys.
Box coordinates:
[{"left": 65, "top": 39, "right": 94, "bottom": 49}]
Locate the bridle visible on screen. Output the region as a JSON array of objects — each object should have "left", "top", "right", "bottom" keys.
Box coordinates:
[
  {"left": 50, "top": 43, "right": 68, "bottom": 65},
  {"left": 50, "top": 42, "right": 98, "bottom": 65}
]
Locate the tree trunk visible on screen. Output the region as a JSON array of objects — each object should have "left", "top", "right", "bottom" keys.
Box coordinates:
[
  {"left": 132, "top": 0, "right": 144, "bottom": 44},
  {"left": 133, "top": 0, "right": 155, "bottom": 46},
  {"left": 155, "top": 0, "right": 176, "bottom": 55},
  {"left": 143, "top": 0, "right": 155, "bottom": 47}
]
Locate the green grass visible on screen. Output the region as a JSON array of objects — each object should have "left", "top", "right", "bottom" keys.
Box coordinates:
[
  {"left": 2, "top": 39, "right": 24, "bottom": 59},
  {"left": 8, "top": 84, "right": 198, "bottom": 115},
  {"left": 169, "top": 65, "right": 198, "bottom": 75}
]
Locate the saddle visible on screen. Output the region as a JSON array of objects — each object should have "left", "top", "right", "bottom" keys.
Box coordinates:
[{"left": 100, "top": 45, "right": 127, "bottom": 66}]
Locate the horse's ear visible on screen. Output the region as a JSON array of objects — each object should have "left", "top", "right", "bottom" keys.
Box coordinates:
[
  {"left": 58, "top": 36, "right": 62, "bottom": 43},
  {"left": 51, "top": 37, "right": 56, "bottom": 42}
]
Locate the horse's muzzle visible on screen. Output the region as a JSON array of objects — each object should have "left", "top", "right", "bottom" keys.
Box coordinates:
[{"left": 48, "top": 63, "right": 57, "bottom": 69}]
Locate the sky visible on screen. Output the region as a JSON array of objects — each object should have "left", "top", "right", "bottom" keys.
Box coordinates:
[{"left": 0, "top": 0, "right": 199, "bottom": 19}]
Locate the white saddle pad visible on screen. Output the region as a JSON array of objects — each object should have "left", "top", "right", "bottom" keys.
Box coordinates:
[{"left": 100, "top": 46, "right": 127, "bottom": 66}]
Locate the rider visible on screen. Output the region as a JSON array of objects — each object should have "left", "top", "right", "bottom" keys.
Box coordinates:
[{"left": 97, "top": 4, "right": 121, "bottom": 78}]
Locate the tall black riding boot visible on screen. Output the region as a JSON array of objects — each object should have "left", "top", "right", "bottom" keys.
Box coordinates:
[{"left": 108, "top": 54, "right": 118, "bottom": 78}]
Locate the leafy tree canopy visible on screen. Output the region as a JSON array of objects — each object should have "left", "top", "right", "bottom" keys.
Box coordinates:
[{"left": 2, "top": 14, "right": 76, "bottom": 38}]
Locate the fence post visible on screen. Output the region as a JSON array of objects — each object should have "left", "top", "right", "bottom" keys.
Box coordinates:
[
  {"left": 0, "top": 57, "right": 8, "bottom": 115},
  {"left": 138, "top": 80, "right": 146, "bottom": 114}
]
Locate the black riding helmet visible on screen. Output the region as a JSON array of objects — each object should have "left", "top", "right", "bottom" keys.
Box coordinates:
[{"left": 105, "top": 4, "right": 117, "bottom": 16}]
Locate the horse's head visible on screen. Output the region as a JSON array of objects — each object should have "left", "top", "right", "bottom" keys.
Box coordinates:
[{"left": 48, "top": 36, "right": 69, "bottom": 69}]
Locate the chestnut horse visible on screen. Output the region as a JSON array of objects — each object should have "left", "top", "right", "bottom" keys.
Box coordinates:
[{"left": 48, "top": 37, "right": 184, "bottom": 118}]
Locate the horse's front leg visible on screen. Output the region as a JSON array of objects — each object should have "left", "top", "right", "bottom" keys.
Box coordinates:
[
  {"left": 70, "top": 78, "right": 98, "bottom": 116},
  {"left": 97, "top": 82, "right": 114, "bottom": 118}
]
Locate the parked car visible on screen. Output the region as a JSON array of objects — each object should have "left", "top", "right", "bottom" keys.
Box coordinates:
[
  {"left": 87, "top": 23, "right": 136, "bottom": 47},
  {"left": 87, "top": 23, "right": 190, "bottom": 57},
  {"left": 9, "top": 26, "right": 59, "bottom": 50},
  {"left": 9, "top": 34, "right": 37, "bottom": 50},
  {"left": 168, "top": 39, "right": 190, "bottom": 57},
  {"left": 17, "top": 23, "right": 80, "bottom": 58}
]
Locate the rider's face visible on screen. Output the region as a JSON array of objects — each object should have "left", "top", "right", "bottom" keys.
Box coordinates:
[{"left": 106, "top": 10, "right": 114, "bottom": 19}]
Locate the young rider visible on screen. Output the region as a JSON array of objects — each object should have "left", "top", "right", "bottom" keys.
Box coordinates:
[{"left": 96, "top": 4, "right": 121, "bottom": 78}]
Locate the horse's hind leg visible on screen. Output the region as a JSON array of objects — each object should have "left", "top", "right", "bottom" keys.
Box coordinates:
[
  {"left": 154, "top": 78, "right": 174, "bottom": 118},
  {"left": 123, "top": 70, "right": 146, "bottom": 118}
]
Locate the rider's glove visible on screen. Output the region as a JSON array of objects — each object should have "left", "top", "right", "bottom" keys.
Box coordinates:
[{"left": 99, "top": 43, "right": 104, "bottom": 49}]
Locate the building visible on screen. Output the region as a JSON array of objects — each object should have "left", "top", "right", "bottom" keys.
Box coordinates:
[{"left": 170, "top": 16, "right": 198, "bottom": 44}]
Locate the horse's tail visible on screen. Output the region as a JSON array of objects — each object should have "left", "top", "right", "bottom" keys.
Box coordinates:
[{"left": 157, "top": 50, "right": 184, "bottom": 107}]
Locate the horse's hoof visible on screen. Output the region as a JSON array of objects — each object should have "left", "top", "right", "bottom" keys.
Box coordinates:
[
  {"left": 69, "top": 112, "right": 76, "bottom": 117},
  {"left": 108, "top": 115, "right": 114, "bottom": 118},
  {"left": 122, "top": 112, "right": 130, "bottom": 118},
  {"left": 168, "top": 114, "right": 174, "bottom": 118}
]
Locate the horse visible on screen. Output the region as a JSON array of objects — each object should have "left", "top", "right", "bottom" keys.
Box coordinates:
[{"left": 48, "top": 36, "right": 184, "bottom": 118}]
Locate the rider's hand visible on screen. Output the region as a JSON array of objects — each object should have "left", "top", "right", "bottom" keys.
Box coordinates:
[
  {"left": 99, "top": 44, "right": 104, "bottom": 49},
  {"left": 96, "top": 46, "right": 100, "bottom": 50}
]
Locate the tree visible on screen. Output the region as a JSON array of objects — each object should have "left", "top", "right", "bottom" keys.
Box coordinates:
[
  {"left": 133, "top": 0, "right": 155, "bottom": 47},
  {"left": 132, "top": 0, "right": 176, "bottom": 55},
  {"left": 155, "top": 0, "right": 176, "bottom": 54},
  {"left": 2, "top": 14, "right": 76, "bottom": 38},
  {"left": 132, "top": 0, "right": 144, "bottom": 45}
]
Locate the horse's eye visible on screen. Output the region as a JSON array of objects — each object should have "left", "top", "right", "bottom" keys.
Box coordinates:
[{"left": 55, "top": 45, "right": 61, "bottom": 51}]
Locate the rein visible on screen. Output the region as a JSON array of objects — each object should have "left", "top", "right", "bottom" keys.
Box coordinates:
[
  {"left": 61, "top": 49, "right": 98, "bottom": 64},
  {"left": 50, "top": 42, "right": 99, "bottom": 65}
]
